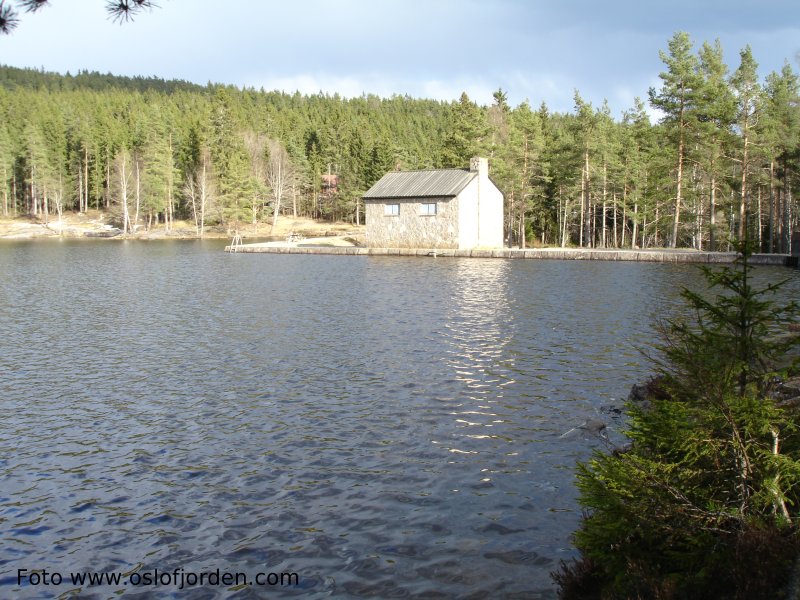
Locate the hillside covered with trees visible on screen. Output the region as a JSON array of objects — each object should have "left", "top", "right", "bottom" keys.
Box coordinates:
[{"left": 1, "top": 31, "right": 798, "bottom": 249}]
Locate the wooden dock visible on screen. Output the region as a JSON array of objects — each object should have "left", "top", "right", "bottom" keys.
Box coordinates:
[{"left": 223, "top": 244, "right": 798, "bottom": 266}]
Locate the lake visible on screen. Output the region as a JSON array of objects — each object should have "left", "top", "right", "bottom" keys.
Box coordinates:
[{"left": 1, "top": 240, "right": 798, "bottom": 598}]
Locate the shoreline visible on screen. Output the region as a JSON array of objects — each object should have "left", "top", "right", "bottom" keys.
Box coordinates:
[
  {"left": 2, "top": 216, "right": 796, "bottom": 267},
  {"left": 225, "top": 243, "right": 799, "bottom": 266},
  {"left": 0, "top": 213, "right": 363, "bottom": 242}
]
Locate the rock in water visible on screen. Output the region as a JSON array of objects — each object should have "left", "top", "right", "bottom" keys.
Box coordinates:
[{"left": 560, "top": 419, "right": 607, "bottom": 439}]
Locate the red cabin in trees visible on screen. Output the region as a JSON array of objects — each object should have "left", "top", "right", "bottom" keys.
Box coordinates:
[{"left": 321, "top": 174, "right": 339, "bottom": 196}]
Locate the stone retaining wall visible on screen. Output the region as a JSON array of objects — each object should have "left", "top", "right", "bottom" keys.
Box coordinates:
[{"left": 224, "top": 244, "right": 798, "bottom": 266}]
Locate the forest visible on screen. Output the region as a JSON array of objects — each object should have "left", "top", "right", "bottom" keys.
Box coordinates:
[{"left": 0, "top": 31, "right": 798, "bottom": 250}]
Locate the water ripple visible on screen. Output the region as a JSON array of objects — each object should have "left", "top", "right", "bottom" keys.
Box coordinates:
[{"left": 1, "top": 241, "right": 798, "bottom": 598}]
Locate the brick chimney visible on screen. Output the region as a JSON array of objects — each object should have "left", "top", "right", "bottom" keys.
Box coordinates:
[{"left": 469, "top": 157, "right": 488, "bottom": 178}]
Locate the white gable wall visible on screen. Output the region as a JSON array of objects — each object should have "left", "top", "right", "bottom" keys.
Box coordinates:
[
  {"left": 456, "top": 178, "right": 479, "bottom": 249},
  {"left": 477, "top": 177, "right": 504, "bottom": 248},
  {"left": 455, "top": 175, "right": 504, "bottom": 250}
]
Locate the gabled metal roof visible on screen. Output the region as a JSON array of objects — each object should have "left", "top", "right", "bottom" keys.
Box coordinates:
[{"left": 363, "top": 169, "right": 476, "bottom": 199}]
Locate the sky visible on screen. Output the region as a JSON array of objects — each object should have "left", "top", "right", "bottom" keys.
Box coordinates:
[{"left": 1, "top": 0, "right": 798, "bottom": 117}]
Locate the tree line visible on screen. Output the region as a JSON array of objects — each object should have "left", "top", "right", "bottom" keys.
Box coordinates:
[
  {"left": 0, "top": 31, "right": 798, "bottom": 249},
  {"left": 0, "top": 65, "right": 446, "bottom": 235}
]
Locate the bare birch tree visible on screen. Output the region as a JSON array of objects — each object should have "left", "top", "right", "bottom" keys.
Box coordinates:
[
  {"left": 265, "top": 138, "right": 294, "bottom": 235},
  {"left": 184, "top": 148, "right": 213, "bottom": 238},
  {"left": 133, "top": 153, "right": 142, "bottom": 232},
  {"left": 243, "top": 131, "right": 268, "bottom": 234},
  {"left": 114, "top": 149, "right": 134, "bottom": 234}
]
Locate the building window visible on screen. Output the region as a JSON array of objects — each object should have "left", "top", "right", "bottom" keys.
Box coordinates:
[
  {"left": 384, "top": 203, "right": 400, "bottom": 216},
  {"left": 420, "top": 202, "right": 437, "bottom": 216}
]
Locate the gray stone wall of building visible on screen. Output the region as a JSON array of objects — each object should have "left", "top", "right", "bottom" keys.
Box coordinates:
[{"left": 364, "top": 197, "right": 459, "bottom": 248}]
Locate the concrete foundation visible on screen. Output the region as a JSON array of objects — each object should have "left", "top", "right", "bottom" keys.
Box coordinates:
[{"left": 224, "top": 244, "right": 798, "bottom": 266}]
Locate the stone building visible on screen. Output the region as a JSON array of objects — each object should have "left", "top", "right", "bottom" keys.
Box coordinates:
[{"left": 362, "top": 157, "right": 503, "bottom": 249}]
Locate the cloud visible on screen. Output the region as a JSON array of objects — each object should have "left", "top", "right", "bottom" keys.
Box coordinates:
[
  {"left": 245, "top": 73, "right": 499, "bottom": 106},
  {"left": 246, "top": 69, "right": 591, "bottom": 113},
  {"left": 1, "top": 0, "right": 797, "bottom": 119}
]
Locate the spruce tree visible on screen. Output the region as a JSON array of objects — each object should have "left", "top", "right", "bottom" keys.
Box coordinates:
[
  {"left": 556, "top": 244, "right": 800, "bottom": 599},
  {"left": 209, "top": 88, "right": 250, "bottom": 231},
  {"left": 439, "top": 92, "right": 490, "bottom": 168}
]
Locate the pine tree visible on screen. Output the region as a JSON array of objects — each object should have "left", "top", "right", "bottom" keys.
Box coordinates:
[
  {"left": 730, "top": 46, "right": 762, "bottom": 243},
  {"left": 620, "top": 98, "right": 655, "bottom": 249},
  {"left": 0, "top": 0, "right": 157, "bottom": 35},
  {"left": 0, "top": 111, "right": 12, "bottom": 216},
  {"left": 572, "top": 92, "right": 599, "bottom": 247},
  {"left": 595, "top": 100, "right": 622, "bottom": 248},
  {"left": 696, "top": 39, "right": 736, "bottom": 251},
  {"left": 649, "top": 31, "right": 702, "bottom": 248},
  {"left": 488, "top": 87, "right": 511, "bottom": 160},
  {"left": 762, "top": 64, "right": 800, "bottom": 253},
  {"left": 506, "top": 101, "right": 548, "bottom": 247}
]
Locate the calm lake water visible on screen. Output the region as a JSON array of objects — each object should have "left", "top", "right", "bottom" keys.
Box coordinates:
[{"left": 1, "top": 240, "right": 798, "bottom": 599}]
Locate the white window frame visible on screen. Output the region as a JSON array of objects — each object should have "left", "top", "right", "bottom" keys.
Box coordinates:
[
  {"left": 384, "top": 203, "right": 400, "bottom": 216},
  {"left": 420, "top": 202, "right": 437, "bottom": 216}
]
